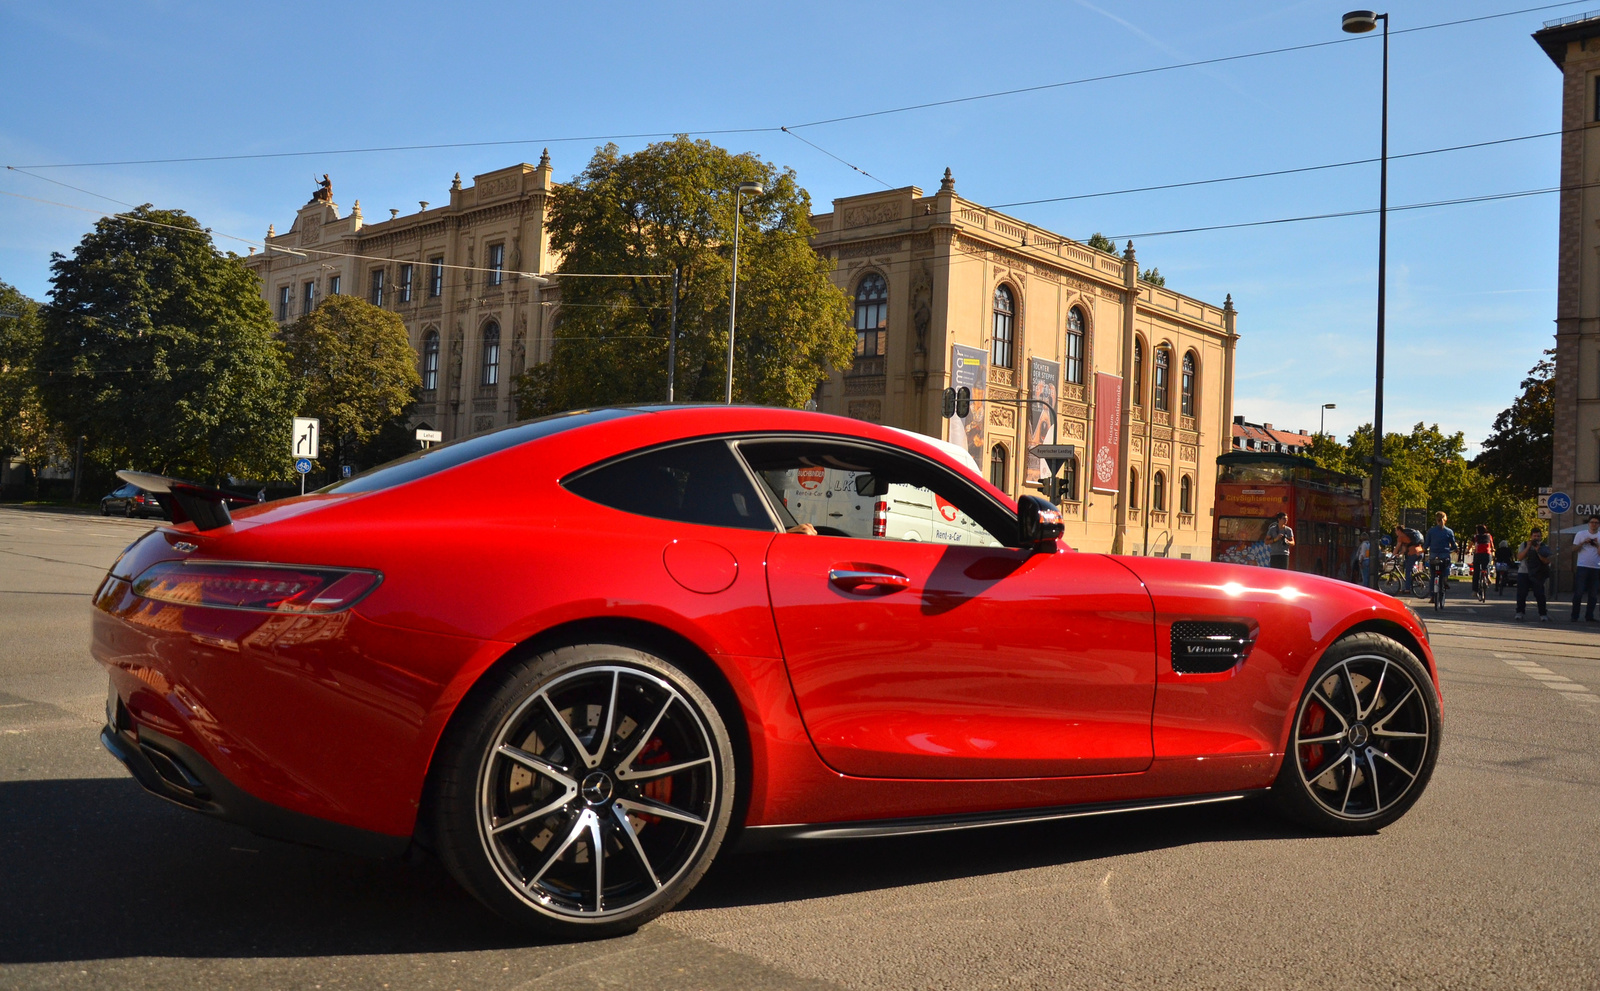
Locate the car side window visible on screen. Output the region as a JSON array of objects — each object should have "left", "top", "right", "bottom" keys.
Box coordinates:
[
  {"left": 739, "top": 439, "right": 1007, "bottom": 547},
  {"left": 564, "top": 439, "right": 774, "bottom": 531}
]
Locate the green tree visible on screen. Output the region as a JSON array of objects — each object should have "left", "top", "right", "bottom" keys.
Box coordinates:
[
  {"left": 1139, "top": 266, "right": 1165, "bottom": 287},
  {"left": 515, "top": 137, "right": 852, "bottom": 416},
  {"left": 1474, "top": 350, "right": 1553, "bottom": 499},
  {"left": 37, "top": 207, "right": 301, "bottom": 483},
  {"left": 281, "top": 294, "right": 420, "bottom": 471},
  {"left": 1086, "top": 232, "right": 1118, "bottom": 254},
  {"left": 0, "top": 280, "right": 64, "bottom": 494}
]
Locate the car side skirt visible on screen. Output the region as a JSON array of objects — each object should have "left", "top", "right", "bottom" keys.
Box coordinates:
[{"left": 736, "top": 790, "right": 1260, "bottom": 849}]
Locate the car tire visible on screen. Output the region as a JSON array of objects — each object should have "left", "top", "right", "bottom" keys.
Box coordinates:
[
  {"left": 124, "top": 502, "right": 135, "bottom": 518},
  {"left": 1271, "top": 632, "right": 1440, "bottom": 835},
  {"left": 429, "top": 644, "right": 736, "bottom": 939},
  {"left": 99, "top": 502, "right": 110, "bottom": 516}
]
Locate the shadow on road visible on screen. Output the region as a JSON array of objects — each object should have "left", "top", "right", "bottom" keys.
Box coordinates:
[{"left": 0, "top": 777, "right": 1317, "bottom": 963}]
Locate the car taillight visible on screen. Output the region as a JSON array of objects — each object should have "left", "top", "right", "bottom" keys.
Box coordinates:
[
  {"left": 873, "top": 500, "right": 888, "bottom": 538},
  {"left": 130, "top": 561, "right": 380, "bottom": 613}
]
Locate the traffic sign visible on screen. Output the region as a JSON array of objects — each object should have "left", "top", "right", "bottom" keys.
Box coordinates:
[
  {"left": 1030, "top": 444, "right": 1076, "bottom": 479},
  {"left": 1538, "top": 506, "right": 1553, "bottom": 519},
  {"left": 415, "top": 428, "right": 443, "bottom": 443},
  {"left": 292, "top": 417, "right": 320, "bottom": 459},
  {"left": 294, "top": 458, "right": 312, "bottom": 475},
  {"left": 1548, "top": 491, "right": 1572, "bottom": 514},
  {"left": 341, "top": 465, "right": 353, "bottom": 478}
]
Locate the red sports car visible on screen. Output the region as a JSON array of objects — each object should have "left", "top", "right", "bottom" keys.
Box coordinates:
[{"left": 92, "top": 405, "right": 1441, "bottom": 938}]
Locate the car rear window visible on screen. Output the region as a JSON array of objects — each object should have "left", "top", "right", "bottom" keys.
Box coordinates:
[
  {"left": 322, "top": 408, "right": 640, "bottom": 494},
  {"left": 563, "top": 439, "right": 774, "bottom": 531}
]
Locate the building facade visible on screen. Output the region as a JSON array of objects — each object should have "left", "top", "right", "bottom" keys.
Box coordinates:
[
  {"left": 244, "top": 155, "right": 563, "bottom": 441},
  {"left": 1231, "top": 418, "right": 1313, "bottom": 456},
  {"left": 810, "top": 171, "right": 1238, "bottom": 559}
]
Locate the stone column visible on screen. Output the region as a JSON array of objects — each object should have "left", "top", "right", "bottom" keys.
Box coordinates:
[{"left": 1113, "top": 241, "right": 1138, "bottom": 555}]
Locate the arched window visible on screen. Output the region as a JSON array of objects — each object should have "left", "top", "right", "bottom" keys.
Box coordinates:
[
  {"left": 1062, "top": 455, "right": 1078, "bottom": 502},
  {"left": 1153, "top": 346, "right": 1171, "bottom": 412},
  {"left": 422, "top": 330, "right": 440, "bottom": 391},
  {"left": 1066, "top": 307, "right": 1085, "bottom": 385},
  {"left": 1181, "top": 350, "right": 1196, "bottom": 417},
  {"left": 1179, "top": 474, "right": 1193, "bottom": 515},
  {"left": 853, "top": 272, "right": 888, "bottom": 360},
  {"left": 992, "top": 284, "right": 1015, "bottom": 369},
  {"left": 990, "top": 444, "right": 1009, "bottom": 492},
  {"left": 1153, "top": 471, "right": 1167, "bottom": 511},
  {"left": 1133, "top": 339, "right": 1144, "bottom": 407},
  {"left": 1129, "top": 467, "right": 1140, "bottom": 509},
  {"left": 481, "top": 322, "right": 500, "bottom": 386}
]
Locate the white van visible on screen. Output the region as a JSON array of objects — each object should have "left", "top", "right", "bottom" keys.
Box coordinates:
[{"left": 769, "top": 430, "right": 1000, "bottom": 547}]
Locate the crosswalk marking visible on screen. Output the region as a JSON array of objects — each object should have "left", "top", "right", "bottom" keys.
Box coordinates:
[{"left": 1501, "top": 658, "right": 1597, "bottom": 708}]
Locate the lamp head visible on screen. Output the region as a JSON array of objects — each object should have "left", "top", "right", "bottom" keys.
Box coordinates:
[
  {"left": 1342, "top": 10, "right": 1379, "bottom": 33},
  {"left": 1324, "top": 403, "right": 1337, "bottom": 410},
  {"left": 737, "top": 182, "right": 764, "bottom": 197}
]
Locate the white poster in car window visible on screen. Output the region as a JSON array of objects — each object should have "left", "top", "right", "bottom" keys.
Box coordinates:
[
  {"left": 1025, "top": 357, "right": 1059, "bottom": 484},
  {"left": 948, "top": 344, "right": 987, "bottom": 467}
]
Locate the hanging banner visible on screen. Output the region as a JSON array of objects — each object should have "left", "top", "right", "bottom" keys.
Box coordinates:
[
  {"left": 1091, "top": 372, "right": 1122, "bottom": 494},
  {"left": 948, "top": 344, "right": 987, "bottom": 467},
  {"left": 1024, "top": 357, "right": 1060, "bottom": 484}
]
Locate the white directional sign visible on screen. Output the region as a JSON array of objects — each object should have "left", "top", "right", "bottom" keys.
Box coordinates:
[
  {"left": 292, "top": 417, "right": 321, "bottom": 459},
  {"left": 415, "top": 429, "right": 443, "bottom": 443},
  {"left": 1030, "top": 444, "right": 1077, "bottom": 479}
]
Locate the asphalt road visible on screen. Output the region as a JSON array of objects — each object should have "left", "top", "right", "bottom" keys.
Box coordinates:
[{"left": 1, "top": 504, "right": 1596, "bottom": 990}]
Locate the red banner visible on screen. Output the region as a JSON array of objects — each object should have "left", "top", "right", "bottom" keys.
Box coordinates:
[{"left": 1091, "top": 373, "right": 1122, "bottom": 494}]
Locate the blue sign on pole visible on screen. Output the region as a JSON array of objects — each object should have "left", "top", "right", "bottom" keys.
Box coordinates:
[
  {"left": 294, "top": 458, "right": 312, "bottom": 475},
  {"left": 1548, "top": 492, "right": 1572, "bottom": 515}
]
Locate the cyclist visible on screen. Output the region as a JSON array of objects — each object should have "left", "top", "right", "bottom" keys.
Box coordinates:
[
  {"left": 1393, "top": 523, "right": 1424, "bottom": 593},
  {"left": 1424, "top": 512, "right": 1456, "bottom": 604},
  {"left": 1471, "top": 524, "right": 1494, "bottom": 597}
]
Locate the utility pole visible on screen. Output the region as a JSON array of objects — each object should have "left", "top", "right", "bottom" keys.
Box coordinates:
[{"left": 667, "top": 265, "right": 680, "bottom": 402}]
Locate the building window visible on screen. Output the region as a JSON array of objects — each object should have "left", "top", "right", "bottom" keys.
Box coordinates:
[
  {"left": 370, "top": 269, "right": 385, "bottom": 306},
  {"left": 1130, "top": 467, "right": 1140, "bottom": 509},
  {"left": 1062, "top": 455, "right": 1078, "bottom": 502},
  {"left": 1181, "top": 350, "right": 1196, "bottom": 417},
  {"left": 399, "top": 264, "right": 413, "bottom": 303},
  {"left": 481, "top": 322, "right": 500, "bottom": 386},
  {"left": 302, "top": 281, "right": 315, "bottom": 315},
  {"left": 1133, "top": 339, "right": 1144, "bottom": 406},
  {"left": 853, "top": 272, "right": 887, "bottom": 360},
  {"left": 1066, "top": 307, "right": 1085, "bottom": 385},
  {"left": 429, "top": 257, "right": 444, "bottom": 297},
  {"left": 488, "top": 243, "right": 504, "bottom": 286},
  {"left": 1180, "top": 474, "right": 1192, "bottom": 515},
  {"left": 422, "top": 330, "right": 440, "bottom": 391},
  {"left": 991, "top": 285, "right": 1015, "bottom": 369},
  {"left": 990, "top": 444, "right": 1009, "bottom": 493},
  {"left": 1153, "top": 471, "right": 1167, "bottom": 512},
  {"left": 1153, "top": 346, "right": 1170, "bottom": 412},
  {"left": 329, "top": 274, "right": 340, "bottom": 295},
  {"left": 277, "top": 286, "right": 290, "bottom": 321}
]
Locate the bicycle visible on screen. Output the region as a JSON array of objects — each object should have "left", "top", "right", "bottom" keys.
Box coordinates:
[
  {"left": 1471, "top": 557, "right": 1489, "bottom": 602},
  {"left": 1429, "top": 557, "right": 1449, "bottom": 612}
]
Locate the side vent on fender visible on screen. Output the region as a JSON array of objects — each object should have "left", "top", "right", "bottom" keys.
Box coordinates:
[{"left": 1171, "top": 621, "right": 1255, "bottom": 674}]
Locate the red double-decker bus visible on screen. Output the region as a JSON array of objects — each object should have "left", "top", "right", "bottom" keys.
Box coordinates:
[{"left": 1212, "top": 452, "right": 1369, "bottom": 579}]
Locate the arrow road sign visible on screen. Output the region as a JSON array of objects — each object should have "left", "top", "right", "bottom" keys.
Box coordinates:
[
  {"left": 1548, "top": 492, "right": 1572, "bottom": 514},
  {"left": 1030, "top": 444, "right": 1076, "bottom": 479},
  {"left": 294, "top": 458, "right": 312, "bottom": 475},
  {"left": 292, "top": 417, "right": 320, "bottom": 458}
]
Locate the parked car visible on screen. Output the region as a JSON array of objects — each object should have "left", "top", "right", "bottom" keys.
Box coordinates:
[
  {"left": 98, "top": 482, "right": 167, "bottom": 519},
  {"left": 92, "top": 406, "right": 1441, "bottom": 940}
]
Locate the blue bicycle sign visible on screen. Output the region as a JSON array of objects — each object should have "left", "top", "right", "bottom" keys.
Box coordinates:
[
  {"left": 1548, "top": 492, "right": 1572, "bottom": 515},
  {"left": 294, "top": 458, "right": 312, "bottom": 475}
]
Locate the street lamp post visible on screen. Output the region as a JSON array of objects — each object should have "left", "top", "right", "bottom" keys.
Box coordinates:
[
  {"left": 1320, "top": 402, "right": 1337, "bottom": 437},
  {"left": 726, "top": 181, "right": 764, "bottom": 405},
  {"left": 1343, "top": 9, "right": 1388, "bottom": 589}
]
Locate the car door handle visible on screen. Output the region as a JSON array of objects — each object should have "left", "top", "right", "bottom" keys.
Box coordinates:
[{"left": 828, "top": 568, "right": 911, "bottom": 593}]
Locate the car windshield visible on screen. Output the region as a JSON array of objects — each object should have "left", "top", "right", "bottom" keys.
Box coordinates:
[{"left": 321, "top": 408, "right": 641, "bottom": 494}]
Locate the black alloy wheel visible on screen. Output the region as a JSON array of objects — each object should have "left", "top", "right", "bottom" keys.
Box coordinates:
[
  {"left": 430, "top": 644, "right": 736, "bottom": 938},
  {"left": 1272, "top": 632, "right": 1441, "bottom": 834}
]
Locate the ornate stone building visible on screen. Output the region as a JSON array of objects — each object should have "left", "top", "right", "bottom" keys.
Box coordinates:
[
  {"left": 244, "top": 155, "right": 563, "bottom": 441},
  {"left": 1536, "top": 14, "right": 1600, "bottom": 519},
  {"left": 809, "top": 171, "right": 1238, "bottom": 559}
]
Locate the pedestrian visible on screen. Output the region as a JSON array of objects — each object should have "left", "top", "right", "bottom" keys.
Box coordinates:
[
  {"left": 1358, "top": 533, "right": 1372, "bottom": 586},
  {"left": 1495, "top": 538, "right": 1514, "bottom": 593},
  {"left": 1515, "top": 526, "right": 1554, "bottom": 622},
  {"left": 1265, "top": 511, "right": 1295, "bottom": 570},
  {"left": 1423, "top": 512, "right": 1455, "bottom": 601},
  {"left": 1572, "top": 514, "right": 1600, "bottom": 622}
]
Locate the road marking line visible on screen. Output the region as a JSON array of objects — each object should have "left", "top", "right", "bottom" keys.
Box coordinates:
[
  {"left": 1502, "top": 658, "right": 1599, "bottom": 707},
  {"left": 1527, "top": 673, "right": 1571, "bottom": 680},
  {"left": 1544, "top": 682, "right": 1591, "bottom": 692},
  {"left": 1494, "top": 653, "right": 1526, "bottom": 659},
  {"left": 1570, "top": 694, "right": 1600, "bottom": 702}
]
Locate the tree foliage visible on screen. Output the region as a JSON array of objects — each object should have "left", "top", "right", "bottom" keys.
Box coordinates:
[
  {"left": 1310, "top": 422, "right": 1535, "bottom": 541},
  {"left": 1473, "top": 350, "right": 1553, "bottom": 499},
  {"left": 515, "top": 137, "right": 852, "bottom": 416},
  {"left": 0, "top": 280, "right": 64, "bottom": 489},
  {"left": 280, "top": 293, "right": 420, "bottom": 470},
  {"left": 37, "top": 207, "right": 301, "bottom": 482},
  {"left": 1139, "top": 267, "right": 1165, "bottom": 287},
  {"left": 1086, "top": 232, "right": 1118, "bottom": 254}
]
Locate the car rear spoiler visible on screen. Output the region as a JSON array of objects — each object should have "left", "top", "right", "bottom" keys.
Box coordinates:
[{"left": 116, "top": 471, "right": 261, "bottom": 532}]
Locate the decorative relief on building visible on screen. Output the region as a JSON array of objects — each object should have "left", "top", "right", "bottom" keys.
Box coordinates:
[
  {"left": 843, "top": 375, "right": 885, "bottom": 396},
  {"left": 911, "top": 233, "right": 934, "bottom": 254},
  {"left": 1179, "top": 443, "right": 1198, "bottom": 463},
  {"left": 1062, "top": 401, "right": 1088, "bottom": 419},
  {"left": 1062, "top": 502, "right": 1081, "bottom": 517},
  {"left": 1153, "top": 440, "right": 1172, "bottom": 459},
  {"left": 989, "top": 405, "right": 1016, "bottom": 429},
  {"left": 1155, "top": 426, "right": 1174, "bottom": 441},
  {"left": 473, "top": 414, "right": 494, "bottom": 432},
  {"left": 843, "top": 202, "right": 901, "bottom": 228},
  {"left": 1062, "top": 419, "right": 1086, "bottom": 440},
  {"left": 475, "top": 174, "right": 520, "bottom": 202},
  {"left": 837, "top": 239, "right": 904, "bottom": 260},
  {"left": 1062, "top": 384, "right": 1087, "bottom": 403},
  {"left": 1132, "top": 436, "right": 1144, "bottom": 453},
  {"left": 846, "top": 399, "right": 882, "bottom": 422}
]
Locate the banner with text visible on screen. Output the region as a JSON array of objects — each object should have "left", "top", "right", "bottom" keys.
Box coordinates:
[
  {"left": 1091, "top": 372, "right": 1122, "bottom": 495},
  {"left": 948, "top": 344, "right": 988, "bottom": 468},
  {"left": 1025, "top": 357, "right": 1060, "bottom": 484}
]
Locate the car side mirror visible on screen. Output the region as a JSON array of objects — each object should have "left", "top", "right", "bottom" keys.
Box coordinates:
[
  {"left": 853, "top": 473, "right": 888, "bottom": 497},
  {"left": 1017, "top": 495, "right": 1064, "bottom": 552}
]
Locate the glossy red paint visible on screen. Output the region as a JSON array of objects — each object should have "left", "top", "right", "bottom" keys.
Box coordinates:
[{"left": 89, "top": 404, "right": 1438, "bottom": 849}]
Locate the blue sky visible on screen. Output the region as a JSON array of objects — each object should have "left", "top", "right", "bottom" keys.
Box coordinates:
[{"left": 0, "top": 0, "right": 1581, "bottom": 452}]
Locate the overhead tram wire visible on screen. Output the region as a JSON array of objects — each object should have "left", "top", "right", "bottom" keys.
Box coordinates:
[
  {"left": 10, "top": 2, "right": 1588, "bottom": 173},
  {"left": 780, "top": 128, "right": 895, "bottom": 190}
]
